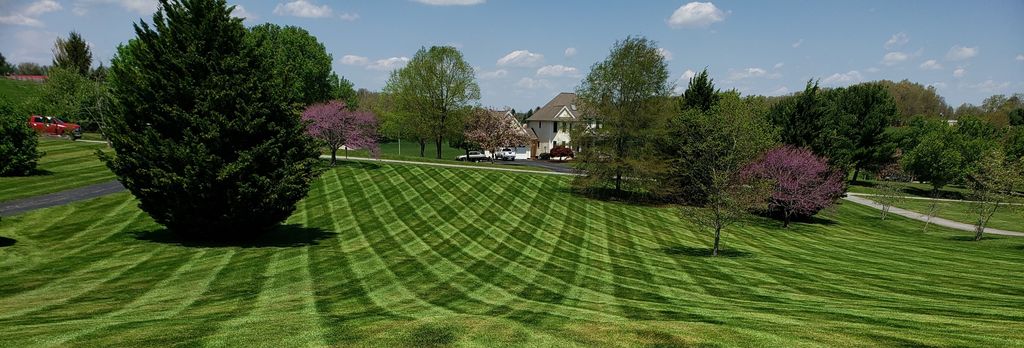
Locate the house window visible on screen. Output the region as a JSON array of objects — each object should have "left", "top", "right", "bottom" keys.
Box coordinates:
[{"left": 553, "top": 122, "right": 558, "bottom": 133}]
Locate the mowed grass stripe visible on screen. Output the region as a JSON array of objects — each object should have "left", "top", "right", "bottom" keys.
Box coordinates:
[{"left": 2, "top": 162, "right": 1024, "bottom": 346}]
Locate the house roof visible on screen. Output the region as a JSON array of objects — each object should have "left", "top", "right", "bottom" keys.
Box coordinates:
[{"left": 524, "top": 92, "right": 579, "bottom": 122}]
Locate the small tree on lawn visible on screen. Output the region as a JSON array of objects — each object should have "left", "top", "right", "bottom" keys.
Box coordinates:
[
  {"left": 965, "top": 149, "right": 1023, "bottom": 241},
  {"left": 741, "top": 146, "right": 846, "bottom": 227},
  {"left": 874, "top": 163, "right": 907, "bottom": 220},
  {"left": 682, "top": 167, "right": 772, "bottom": 256},
  {"left": 464, "top": 108, "right": 528, "bottom": 163},
  {"left": 303, "top": 100, "right": 379, "bottom": 165},
  {"left": 0, "top": 99, "right": 43, "bottom": 176}
]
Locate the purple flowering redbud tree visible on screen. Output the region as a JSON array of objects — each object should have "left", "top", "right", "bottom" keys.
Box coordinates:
[
  {"left": 302, "top": 100, "right": 380, "bottom": 165},
  {"left": 741, "top": 146, "right": 846, "bottom": 227}
]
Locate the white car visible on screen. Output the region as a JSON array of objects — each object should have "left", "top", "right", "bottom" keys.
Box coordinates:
[
  {"left": 496, "top": 148, "right": 516, "bottom": 161},
  {"left": 456, "top": 151, "right": 489, "bottom": 162}
]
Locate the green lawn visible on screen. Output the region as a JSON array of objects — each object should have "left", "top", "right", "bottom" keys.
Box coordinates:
[
  {"left": 1, "top": 162, "right": 1023, "bottom": 346},
  {"left": 0, "top": 78, "right": 44, "bottom": 102},
  {"left": 893, "top": 199, "right": 1024, "bottom": 232},
  {"left": 849, "top": 179, "right": 971, "bottom": 200},
  {"left": 0, "top": 138, "right": 115, "bottom": 202}
]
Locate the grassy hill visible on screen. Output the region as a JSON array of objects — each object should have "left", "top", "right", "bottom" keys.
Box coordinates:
[
  {"left": 0, "top": 78, "right": 43, "bottom": 102},
  {"left": 1, "top": 162, "right": 1022, "bottom": 346},
  {"left": 0, "top": 138, "right": 114, "bottom": 203}
]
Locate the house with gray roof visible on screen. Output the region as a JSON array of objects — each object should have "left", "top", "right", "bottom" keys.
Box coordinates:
[{"left": 524, "top": 92, "right": 582, "bottom": 158}]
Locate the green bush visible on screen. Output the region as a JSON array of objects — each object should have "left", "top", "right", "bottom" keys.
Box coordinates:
[
  {"left": 0, "top": 100, "right": 42, "bottom": 176},
  {"left": 102, "top": 0, "right": 322, "bottom": 237}
]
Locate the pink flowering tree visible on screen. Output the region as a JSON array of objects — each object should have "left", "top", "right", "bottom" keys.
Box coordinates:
[
  {"left": 465, "top": 108, "right": 530, "bottom": 163},
  {"left": 741, "top": 146, "right": 846, "bottom": 227},
  {"left": 302, "top": 100, "right": 380, "bottom": 165}
]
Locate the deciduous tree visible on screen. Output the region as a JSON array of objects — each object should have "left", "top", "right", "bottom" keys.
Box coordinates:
[
  {"left": 574, "top": 36, "right": 674, "bottom": 196},
  {"left": 464, "top": 109, "right": 529, "bottom": 163},
  {"left": 966, "top": 150, "right": 1022, "bottom": 241},
  {"left": 0, "top": 99, "right": 42, "bottom": 176},
  {"left": 741, "top": 146, "right": 846, "bottom": 227},
  {"left": 682, "top": 166, "right": 771, "bottom": 257},
  {"left": 303, "top": 100, "right": 379, "bottom": 165},
  {"left": 383, "top": 46, "right": 479, "bottom": 159},
  {"left": 247, "top": 24, "right": 335, "bottom": 106},
  {"left": 102, "top": 0, "right": 322, "bottom": 237}
]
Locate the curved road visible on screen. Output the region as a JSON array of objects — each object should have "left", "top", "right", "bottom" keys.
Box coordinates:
[{"left": 843, "top": 193, "right": 1024, "bottom": 237}]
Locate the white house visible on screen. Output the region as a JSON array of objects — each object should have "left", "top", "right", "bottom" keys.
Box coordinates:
[
  {"left": 524, "top": 92, "right": 582, "bottom": 158},
  {"left": 488, "top": 109, "right": 536, "bottom": 160}
]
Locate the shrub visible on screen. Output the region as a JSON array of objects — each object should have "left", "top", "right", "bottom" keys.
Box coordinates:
[
  {"left": 101, "top": 0, "right": 322, "bottom": 237},
  {"left": 0, "top": 100, "right": 42, "bottom": 176},
  {"left": 550, "top": 146, "right": 574, "bottom": 159},
  {"left": 538, "top": 152, "right": 550, "bottom": 160},
  {"left": 741, "top": 146, "right": 846, "bottom": 227}
]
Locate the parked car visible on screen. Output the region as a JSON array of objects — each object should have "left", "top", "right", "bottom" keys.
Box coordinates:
[
  {"left": 495, "top": 148, "right": 516, "bottom": 161},
  {"left": 456, "top": 151, "right": 489, "bottom": 162},
  {"left": 27, "top": 115, "right": 82, "bottom": 140}
]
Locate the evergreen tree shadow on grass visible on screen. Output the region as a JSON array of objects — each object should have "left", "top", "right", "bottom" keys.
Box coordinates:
[
  {"left": 0, "top": 168, "right": 53, "bottom": 178},
  {"left": 0, "top": 236, "right": 16, "bottom": 247},
  {"left": 660, "top": 245, "right": 753, "bottom": 258},
  {"left": 130, "top": 224, "right": 336, "bottom": 248},
  {"left": 560, "top": 186, "right": 670, "bottom": 208}
]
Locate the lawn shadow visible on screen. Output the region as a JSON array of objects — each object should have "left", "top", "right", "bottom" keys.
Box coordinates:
[
  {"left": 0, "top": 168, "right": 53, "bottom": 178},
  {"left": 947, "top": 235, "right": 1000, "bottom": 242},
  {"left": 560, "top": 186, "right": 670, "bottom": 208},
  {"left": 130, "top": 224, "right": 336, "bottom": 248},
  {"left": 0, "top": 236, "right": 16, "bottom": 247},
  {"left": 406, "top": 322, "right": 459, "bottom": 347},
  {"left": 333, "top": 160, "right": 383, "bottom": 170},
  {"left": 660, "top": 245, "right": 753, "bottom": 258}
]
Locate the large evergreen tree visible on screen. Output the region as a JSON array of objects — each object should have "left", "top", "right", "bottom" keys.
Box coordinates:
[
  {"left": 834, "top": 83, "right": 898, "bottom": 181},
  {"left": 0, "top": 52, "right": 12, "bottom": 75},
  {"left": 574, "top": 36, "right": 674, "bottom": 196},
  {"left": 102, "top": 0, "right": 321, "bottom": 237},
  {"left": 52, "top": 31, "right": 93, "bottom": 76},
  {"left": 680, "top": 68, "right": 719, "bottom": 113}
]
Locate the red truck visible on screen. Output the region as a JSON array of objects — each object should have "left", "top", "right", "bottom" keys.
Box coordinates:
[{"left": 27, "top": 115, "right": 82, "bottom": 140}]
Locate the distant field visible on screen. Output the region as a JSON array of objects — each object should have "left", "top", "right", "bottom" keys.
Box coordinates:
[
  {"left": 894, "top": 198, "right": 1023, "bottom": 232},
  {"left": 1, "top": 162, "right": 1022, "bottom": 346},
  {"left": 0, "top": 78, "right": 43, "bottom": 102},
  {"left": 0, "top": 138, "right": 114, "bottom": 202}
]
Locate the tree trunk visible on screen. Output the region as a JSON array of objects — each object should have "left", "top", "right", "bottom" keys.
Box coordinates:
[
  {"left": 783, "top": 211, "right": 791, "bottom": 228},
  {"left": 330, "top": 148, "right": 337, "bottom": 166},
  {"left": 712, "top": 226, "right": 721, "bottom": 257},
  {"left": 974, "top": 222, "right": 985, "bottom": 241},
  {"left": 419, "top": 141, "right": 426, "bottom": 157},
  {"left": 435, "top": 137, "right": 443, "bottom": 159},
  {"left": 852, "top": 164, "right": 861, "bottom": 183},
  {"left": 615, "top": 170, "right": 622, "bottom": 193},
  {"left": 345, "top": 146, "right": 349, "bottom": 159}
]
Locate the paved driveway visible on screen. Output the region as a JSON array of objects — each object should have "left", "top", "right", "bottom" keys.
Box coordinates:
[{"left": 492, "top": 159, "right": 574, "bottom": 173}]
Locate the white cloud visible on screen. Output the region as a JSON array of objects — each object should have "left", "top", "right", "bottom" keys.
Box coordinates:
[
  {"left": 919, "top": 59, "right": 942, "bottom": 70},
  {"left": 536, "top": 65, "right": 581, "bottom": 78},
  {"left": 728, "top": 67, "right": 780, "bottom": 80},
  {"left": 953, "top": 67, "right": 966, "bottom": 78},
  {"left": 0, "top": 0, "right": 63, "bottom": 27},
  {"left": 96, "top": 0, "right": 159, "bottom": 15},
  {"left": 770, "top": 86, "right": 790, "bottom": 95},
  {"left": 968, "top": 80, "right": 1010, "bottom": 93},
  {"left": 773, "top": 62, "right": 784, "bottom": 69},
  {"left": 1016, "top": 54, "right": 1024, "bottom": 61},
  {"left": 667, "top": 2, "right": 726, "bottom": 28},
  {"left": 477, "top": 69, "right": 508, "bottom": 79},
  {"left": 884, "top": 32, "right": 909, "bottom": 49},
  {"left": 882, "top": 52, "right": 908, "bottom": 66},
  {"left": 230, "top": 4, "right": 257, "bottom": 20},
  {"left": 274, "top": 0, "right": 333, "bottom": 18},
  {"left": 367, "top": 57, "right": 409, "bottom": 71},
  {"left": 681, "top": 69, "right": 697, "bottom": 80},
  {"left": 413, "top": 0, "right": 485, "bottom": 5},
  {"left": 516, "top": 77, "right": 552, "bottom": 89},
  {"left": 564, "top": 47, "right": 577, "bottom": 58},
  {"left": 340, "top": 55, "right": 369, "bottom": 66},
  {"left": 339, "top": 12, "right": 359, "bottom": 21},
  {"left": 791, "top": 39, "right": 803, "bottom": 48},
  {"left": 822, "top": 70, "right": 863, "bottom": 86},
  {"left": 4, "top": 30, "right": 59, "bottom": 63},
  {"left": 497, "top": 50, "right": 544, "bottom": 67},
  {"left": 657, "top": 48, "right": 673, "bottom": 61},
  {"left": 945, "top": 45, "right": 978, "bottom": 61}
]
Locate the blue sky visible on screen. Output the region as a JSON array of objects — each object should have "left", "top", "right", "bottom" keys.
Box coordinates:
[{"left": 1, "top": 0, "right": 1022, "bottom": 111}]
